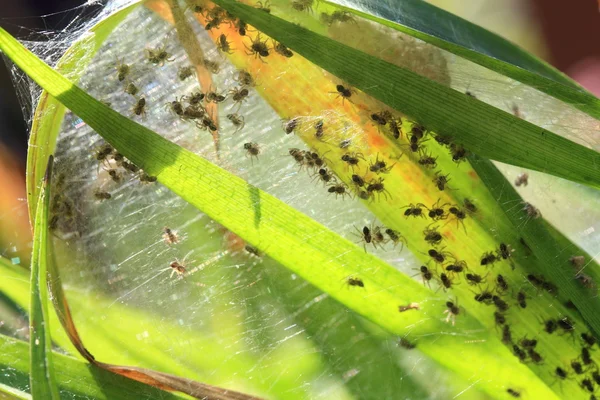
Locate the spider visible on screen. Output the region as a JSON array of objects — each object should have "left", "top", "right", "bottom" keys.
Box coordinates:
[
  {"left": 366, "top": 177, "right": 391, "bottom": 201},
  {"left": 388, "top": 118, "right": 402, "bottom": 139},
  {"left": 433, "top": 171, "right": 451, "bottom": 191},
  {"left": 94, "top": 143, "right": 113, "bottom": 167},
  {"left": 370, "top": 110, "right": 392, "bottom": 126},
  {"left": 164, "top": 251, "right": 194, "bottom": 279},
  {"left": 272, "top": 40, "right": 293, "bottom": 57},
  {"left": 385, "top": 228, "right": 406, "bottom": 250},
  {"left": 245, "top": 33, "right": 270, "bottom": 61},
  {"left": 328, "top": 183, "right": 350, "bottom": 199},
  {"left": 428, "top": 199, "right": 449, "bottom": 221},
  {"left": 354, "top": 225, "right": 372, "bottom": 251},
  {"left": 244, "top": 142, "right": 260, "bottom": 163},
  {"left": 514, "top": 173, "right": 529, "bottom": 187},
  {"left": 445, "top": 260, "right": 467, "bottom": 275},
  {"left": 227, "top": 113, "right": 245, "bottom": 133},
  {"left": 255, "top": 0, "right": 271, "bottom": 13},
  {"left": 314, "top": 168, "right": 334, "bottom": 185},
  {"left": 229, "top": 86, "right": 249, "bottom": 108},
  {"left": 443, "top": 299, "right": 460, "bottom": 325},
  {"left": 206, "top": 87, "right": 227, "bottom": 103},
  {"left": 115, "top": 58, "right": 130, "bottom": 81},
  {"left": 244, "top": 244, "right": 262, "bottom": 257},
  {"left": 413, "top": 265, "right": 433, "bottom": 287},
  {"left": 341, "top": 152, "right": 364, "bottom": 169},
  {"left": 428, "top": 248, "right": 453, "bottom": 264},
  {"left": 93, "top": 189, "right": 111, "bottom": 201},
  {"left": 523, "top": 202, "right": 541, "bottom": 219},
  {"left": 351, "top": 174, "right": 366, "bottom": 189},
  {"left": 165, "top": 97, "right": 184, "bottom": 117},
  {"left": 465, "top": 273, "right": 485, "bottom": 286},
  {"left": 283, "top": 118, "right": 299, "bottom": 135},
  {"left": 423, "top": 226, "right": 443, "bottom": 246},
  {"left": 235, "top": 69, "right": 255, "bottom": 87},
  {"left": 291, "top": 0, "right": 314, "bottom": 12},
  {"left": 346, "top": 276, "right": 365, "bottom": 288},
  {"left": 403, "top": 203, "right": 427, "bottom": 218},
  {"left": 331, "top": 84, "right": 356, "bottom": 104},
  {"left": 495, "top": 274, "right": 509, "bottom": 293},
  {"left": 418, "top": 151, "right": 438, "bottom": 169},
  {"left": 178, "top": 66, "right": 195, "bottom": 81},
  {"left": 168, "top": 261, "right": 186, "bottom": 278},
  {"left": 369, "top": 154, "right": 395, "bottom": 174},
  {"left": 480, "top": 251, "right": 498, "bottom": 267},
  {"left": 131, "top": 97, "right": 147, "bottom": 118},
  {"left": 216, "top": 34, "right": 234, "bottom": 54},
  {"left": 146, "top": 45, "right": 174, "bottom": 65},
  {"left": 162, "top": 227, "right": 179, "bottom": 245},
  {"left": 448, "top": 206, "right": 467, "bottom": 232}
]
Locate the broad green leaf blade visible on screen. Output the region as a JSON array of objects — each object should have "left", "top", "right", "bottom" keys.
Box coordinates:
[
  {"left": 0, "top": 27, "right": 558, "bottom": 399},
  {"left": 332, "top": 0, "right": 600, "bottom": 121},
  {"left": 0, "top": 333, "right": 186, "bottom": 400},
  {"left": 28, "top": 156, "right": 60, "bottom": 400},
  {"left": 468, "top": 154, "right": 600, "bottom": 337},
  {"left": 26, "top": 1, "right": 141, "bottom": 220},
  {"left": 211, "top": 0, "right": 600, "bottom": 189}
]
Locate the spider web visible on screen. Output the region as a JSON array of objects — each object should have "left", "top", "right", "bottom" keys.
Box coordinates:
[{"left": 1, "top": 0, "right": 600, "bottom": 399}]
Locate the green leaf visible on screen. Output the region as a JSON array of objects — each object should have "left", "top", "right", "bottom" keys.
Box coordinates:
[
  {"left": 210, "top": 0, "right": 600, "bottom": 189},
  {"left": 0, "top": 333, "right": 186, "bottom": 400},
  {"left": 0, "top": 26, "right": 558, "bottom": 398},
  {"left": 0, "top": 383, "right": 30, "bottom": 400},
  {"left": 468, "top": 154, "right": 600, "bottom": 336},
  {"left": 28, "top": 157, "right": 60, "bottom": 400},
  {"left": 26, "top": 1, "right": 141, "bottom": 219},
  {"left": 331, "top": 0, "right": 600, "bottom": 121}
]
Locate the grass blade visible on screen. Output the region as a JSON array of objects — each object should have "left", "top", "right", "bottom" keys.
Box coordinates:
[
  {"left": 0, "top": 383, "right": 31, "bottom": 400},
  {"left": 28, "top": 156, "right": 59, "bottom": 400},
  {"left": 0, "top": 333, "right": 187, "bottom": 400},
  {"left": 331, "top": 0, "right": 600, "bottom": 121},
  {"left": 210, "top": 0, "right": 600, "bottom": 189},
  {"left": 0, "top": 26, "right": 559, "bottom": 398}
]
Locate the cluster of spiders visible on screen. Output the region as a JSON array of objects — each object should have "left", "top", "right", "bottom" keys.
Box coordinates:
[
  {"left": 107, "top": 2, "right": 600, "bottom": 394},
  {"left": 50, "top": 140, "right": 154, "bottom": 236},
  {"left": 354, "top": 224, "right": 406, "bottom": 252},
  {"left": 94, "top": 142, "right": 155, "bottom": 190},
  {"left": 549, "top": 330, "right": 600, "bottom": 398},
  {"left": 402, "top": 199, "right": 473, "bottom": 233},
  {"left": 412, "top": 234, "right": 600, "bottom": 395},
  {"left": 217, "top": 5, "right": 599, "bottom": 395},
  {"left": 111, "top": 6, "right": 264, "bottom": 158}
]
